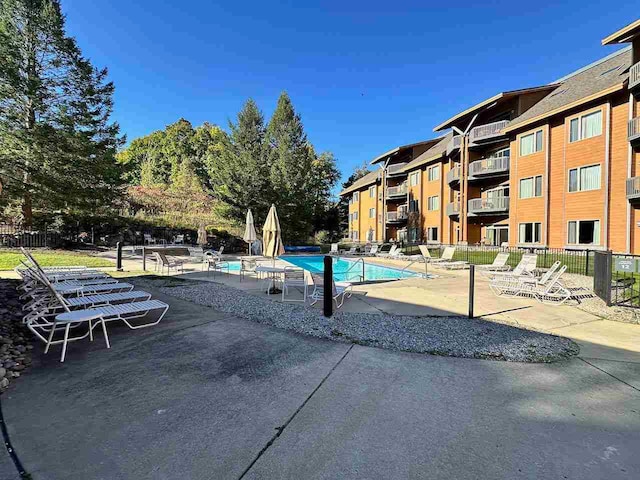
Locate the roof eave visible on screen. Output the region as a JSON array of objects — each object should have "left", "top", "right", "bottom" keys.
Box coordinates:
[
  {"left": 602, "top": 19, "right": 640, "bottom": 45},
  {"left": 502, "top": 82, "right": 626, "bottom": 134}
]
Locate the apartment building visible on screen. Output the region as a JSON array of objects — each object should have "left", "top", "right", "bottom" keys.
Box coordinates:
[{"left": 341, "top": 18, "right": 640, "bottom": 254}]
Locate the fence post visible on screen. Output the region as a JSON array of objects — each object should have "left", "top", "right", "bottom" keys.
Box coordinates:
[
  {"left": 468, "top": 264, "right": 475, "bottom": 319},
  {"left": 323, "top": 255, "right": 333, "bottom": 317},
  {"left": 44, "top": 223, "right": 48, "bottom": 248},
  {"left": 116, "top": 242, "right": 123, "bottom": 272},
  {"left": 584, "top": 249, "right": 590, "bottom": 276},
  {"left": 605, "top": 251, "right": 612, "bottom": 306},
  {"left": 142, "top": 247, "right": 146, "bottom": 271}
]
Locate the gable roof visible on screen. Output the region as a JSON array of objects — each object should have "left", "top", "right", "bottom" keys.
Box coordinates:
[
  {"left": 339, "top": 169, "right": 381, "bottom": 196},
  {"left": 370, "top": 139, "right": 441, "bottom": 165},
  {"left": 401, "top": 133, "right": 452, "bottom": 172},
  {"left": 602, "top": 19, "right": 640, "bottom": 45},
  {"left": 433, "top": 85, "right": 558, "bottom": 132},
  {"left": 503, "top": 47, "right": 630, "bottom": 133}
]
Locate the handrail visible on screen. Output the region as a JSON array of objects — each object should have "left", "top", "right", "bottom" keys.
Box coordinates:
[
  {"left": 400, "top": 259, "right": 427, "bottom": 278},
  {"left": 333, "top": 257, "right": 365, "bottom": 282}
]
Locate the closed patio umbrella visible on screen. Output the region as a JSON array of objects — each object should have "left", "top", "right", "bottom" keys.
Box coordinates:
[
  {"left": 243, "top": 209, "right": 258, "bottom": 255},
  {"left": 197, "top": 225, "right": 208, "bottom": 246},
  {"left": 262, "top": 204, "right": 285, "bottom": 262}
]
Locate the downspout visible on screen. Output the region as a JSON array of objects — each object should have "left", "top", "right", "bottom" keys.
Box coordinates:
[
  {"left": 628, "top": 93, "right": 633, "bottom": 254},
  {"left": 604, "top": 100, "right": 611, "bottom": 250}
]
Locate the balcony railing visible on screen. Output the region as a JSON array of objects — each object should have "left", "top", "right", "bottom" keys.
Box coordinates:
[
  {"left": 446, "top": 166, "right": 460, "bottom": 185},
  {"left": 627, "top": 177, "right": 640, "bottom": 200},
  {"left": 629, "top": 117, "right": 640, "bottom": 143},
  {"left": 386, "top": 182, "right": 407, "bottom": 198},
  {"left": 446, "top": 202, "right": 460, "bottom": 217},
  {"left": 469, "top": 120, "right": 510, "bottom": 144},
  {"left": 387, "top": 162, "right": 408, "bottom": 176},
  {"left": 468, "top": 156, "right": 510, "bottom": 179},
  {"left": 630, "top": 61, "right": 640, "bottom": 91},
  {"left": 386, "top": 209, "right": 408, "bottom": 222},
  {"left": 446, "top": 135, "right": 461, "bottom": 156},
  {"left": 468, "top": 196, "right": 510, "bottom": 215}
]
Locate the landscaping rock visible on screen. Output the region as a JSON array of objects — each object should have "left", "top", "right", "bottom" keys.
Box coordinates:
[
  {"left": 160, "top": 281, "right": 579, "bottom": 363},
  {"left": 0, "top": 279, "right": 34, "bottom": 391}
]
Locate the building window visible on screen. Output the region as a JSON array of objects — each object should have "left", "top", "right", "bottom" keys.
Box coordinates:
[
  {"left": 408, "top": 199, "right": 419, "bottom": 212},
  {"left": 519, "top": 175, "right": 543, "bottom": 199},
  {"left": 519, "top": 130, "right": 543, "bottom": 156},
  {"left": 353, "top": 212, "right": 358, "bottom": 221},
  {"left": 518, "top": 222, "right": 541, "bottom": 244},
  {"left": 352, "top": 230, "right": 359, "bottom": 241},
  {"left": 369, "top": 207, "right": 375, "bottom": 218},
  {"left": 368, "top": 185, "right": 375, "bottom": 198},
  {"left": 489, "top": 147, "right": 510, "bottom": 159},
  {"left": 569, "top": 110, "right": 602, "bottom": 142},
  {"left": 408, "top": 228, "right": 419, "bottom": 243},
  {"left": 568, "top": 220, "right": 600, "bottom": 245},
  {"left": 427, "top": 227, "right": 438, "bottom": 242},
  {"left": 409, "top": 171, "right": 420, "bottom": 186},
  {"left": 427, "top": 196, "right": 440, "bottom": 211},
  {"left": 568, "top": 164, "right": 600, "bottom": 192},
  {"left": 428, "top": 165, "right": 440, "bottom": 181},
  {"left": 352, "top": 192, "right": 359, "bottom": 202}
]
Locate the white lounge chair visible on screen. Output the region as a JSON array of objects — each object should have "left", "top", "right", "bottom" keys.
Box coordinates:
[
  {"left": 328, "top": 244, "right": 339, "bottom": 256},
  {"left": 341, "top": 246, "right": 357, "bottom": 255},
  {"left": 489, "top": 261, "right": 561, "bottom": 298},
  {"left": 309, "top": 273, "right": 352, "bottom": 309},
  {"left": 376, "top": 245, "right": 398, "bottom": 258},
  {"left": 281, "top": 267, "right": 308, "bottom": 302},
  {"left": 475, "top": 252, "right": 511, "bottom": 272},
  {"left": 487, "top": 253, "right": 538, "bottom": 280},
  {"left": 428, "top": 247, "right": 468, "bottom": 269}
]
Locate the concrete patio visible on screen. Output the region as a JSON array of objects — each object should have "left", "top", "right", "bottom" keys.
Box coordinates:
[{"left": 1, "top": 280, "right": 639, "bottom": 479}]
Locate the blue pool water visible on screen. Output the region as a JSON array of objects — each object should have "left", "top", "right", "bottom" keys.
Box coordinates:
[{"left": 281, "top": 255, "right": 421, "bottom": 282}]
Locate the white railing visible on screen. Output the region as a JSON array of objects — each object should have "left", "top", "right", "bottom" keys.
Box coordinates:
[
  {"left": 627, "top": 177, "right": 640, "bottom": 199},
  {"left": 446, "top": 202, "right": 460, "bottom": 216},
  {"left": 629, "top": 117, "right": 640, "bottom": 142},
  {"left": 469, "top": 120, "right": 510, "bottom": 143},
  {"left": 446, "top": 135, "right": 461, "bottom": 156},
  {"left": 468, "top": 156, "right": 510, "bottom": 178},
  {"left": 387, "top": 163, "right": 408, "bottom": 176},
  {"left": 630, "top": 61, "right": 640, "bottom": 90},
  {"left": 386, "top": 209, "right": 408, "bottom": 222},
  {"left": 386, "top": 182, "right": 407, "bottom": 197},
  {"left": 468, "top": 196, "right": 510, "bottom": 214},
  {"left": 446, "top": 166, "right": 460, "bottom": 184}
]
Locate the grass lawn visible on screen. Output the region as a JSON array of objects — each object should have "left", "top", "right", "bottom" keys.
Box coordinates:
[{"left": 0, "top": 250, "right": 114, "bottom": 271}]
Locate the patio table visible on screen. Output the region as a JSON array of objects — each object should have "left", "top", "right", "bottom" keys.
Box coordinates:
[{"left": 256, "top": 265, "right": 286, "bottom": 294}]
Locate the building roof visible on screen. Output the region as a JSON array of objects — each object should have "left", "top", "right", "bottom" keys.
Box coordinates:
[
  {"left": 503, "top": 47, "right": 630, "bottom": 133},
  {"left": 602, "top": 19, "right": 640, "bottom": 45},
  {"left": 369, "top": 139, "right": 441, "bottom": 165},
  {"left": 400, "top": 133, "right": 452, "bottom": 172},
  {"left": 339, "top": 169, "right": 380, "bottom": 196},
  {"left": 433, "top": 85, "right": 558, "bottom": 132}
]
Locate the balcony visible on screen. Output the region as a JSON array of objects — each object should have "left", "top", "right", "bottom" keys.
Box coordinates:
[
  {"left": 468, "top": 196, "right": 510, "bottom": 215},
  {"left": 446, "top": 202, "right": 460, "bottom": 217},
  {"left": 386, "top": 209, "right": 408, "bottom": 223},
  {"left": 387, "top": 162, "right": 408, "bottom": 177},
  {"left": 627, "top": 177, "right": 640, "bottom": 200},
  {"left": 446, "top": 166, "right": 460, "bottom": 185},
  {"left": 446, "top": 135, "right": 462, "bottom": 156},
  {"left": 630, "top": 61, "right": 640, "bottom": 91},
  {"left": 469, "top": 120, "right": 510, "bottom": 145},
  {"left": 468, "top": 156, "right": 510, "bottom": 180},
  {"left": 629, "top": 117, "right": 640, "bottom": 144},
  {"left": 386, "top": 182, "right": 407, "bottom": 199}
]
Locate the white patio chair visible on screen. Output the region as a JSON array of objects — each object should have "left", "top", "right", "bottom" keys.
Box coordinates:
[
  {"left": 154, "top": 251, "right": 184, "bottom": 275},
  {"left": 328, "top": 244, "right": 339, "bottom": 256},
  {"left": 309, "top": 273, "right": 352, "bottom": 309},
  {"left": 281, "top": 267, "right": 308, "bottom": 302},
  {"left": 240, "top": 258, "right": 258, "bottom": 282}
]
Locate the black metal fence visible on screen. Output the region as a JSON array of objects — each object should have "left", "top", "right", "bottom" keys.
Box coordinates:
[
  {"left": 0, "top": 224, "right": 63, "bottom": 248},
  {"left": 608, "top": 252, "right": 640, "bottom": 308},
  {"left": 402, "top": 243, "right": 595, "bottom": 276},
  {"left": 593, "top": 251, "right": 612, "bottom": 305}
]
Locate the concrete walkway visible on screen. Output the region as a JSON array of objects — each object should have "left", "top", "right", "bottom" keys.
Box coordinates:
[{"left": 2, "top": 282, "right": 639, "bottom": 479}]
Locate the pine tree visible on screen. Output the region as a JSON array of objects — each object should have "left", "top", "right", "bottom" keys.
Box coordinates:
[
  {"left": 208, "top": 99, "right": 272, "bottom": 225},
  {"left": 0, "top": 0, "right": 124, "bottom": 226}
]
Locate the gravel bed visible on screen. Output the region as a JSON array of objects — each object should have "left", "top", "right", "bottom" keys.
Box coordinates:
[
  {"left": 160, "top": 282, "right": 579, "bottom": 363},
  {"left": 0, "top": 280, "right": 34, "bottom": 391}
]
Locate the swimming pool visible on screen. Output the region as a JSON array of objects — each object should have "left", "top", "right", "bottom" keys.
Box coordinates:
[{"left": 281, "top": 255, "right": 422, "bottom": 282}]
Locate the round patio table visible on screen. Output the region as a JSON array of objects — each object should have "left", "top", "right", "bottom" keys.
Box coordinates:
[{"left": 255, "top": 265, "right": 286, "bottom": 294}]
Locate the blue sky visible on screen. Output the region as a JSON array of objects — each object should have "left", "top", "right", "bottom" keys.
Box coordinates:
[{"left": 63, "top": 0, "right": 631, "bottom": 191}]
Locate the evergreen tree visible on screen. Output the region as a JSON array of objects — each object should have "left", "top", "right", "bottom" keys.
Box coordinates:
[
  {"left": 0, "top": 0, "right": 124, "bottom": 226},
  {"left": 338, "top": 163, "right": 371, "bottom": 235},
  {"left": 208, "top": 99, "right": 272, "bottom": 225}
]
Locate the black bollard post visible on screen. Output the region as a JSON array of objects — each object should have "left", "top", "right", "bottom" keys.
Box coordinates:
[
  {"left": 142, "top": 246, "right": 146, "bottom": 271},
  {"left": 116, "top": 242, "right": 123, "bottom": 272},
  {"left": 323, "top": 255, "right": 333, "bottom": 317},
  {"left": 468, "top": 264, "right": 475, "bottom": 319}
]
